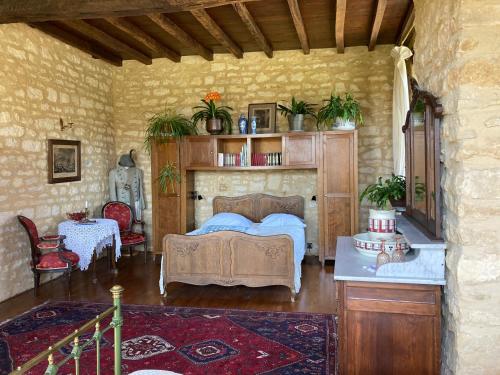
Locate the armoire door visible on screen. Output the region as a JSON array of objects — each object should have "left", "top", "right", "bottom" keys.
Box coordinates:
[
  {"left": 151, "top": 140, "right": 181, "bottom": 254},
  {"left": 321, "top": 131, "right": 357, "bottom": 262},
  {"left": 183, "top": 136, "right": 215, "bottom": 168}
]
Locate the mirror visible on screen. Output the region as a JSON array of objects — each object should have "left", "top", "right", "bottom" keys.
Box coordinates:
[{"left": 403, "top": 79, "right": 443, "bottom": 239}]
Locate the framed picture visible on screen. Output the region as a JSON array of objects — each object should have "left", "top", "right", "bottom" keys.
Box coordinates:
[
  {"left": 248, "top": 103, "right": 277, "bottom": 134},
  {"left": 48, "top": 139, "right": 81, "bottom": 184}
]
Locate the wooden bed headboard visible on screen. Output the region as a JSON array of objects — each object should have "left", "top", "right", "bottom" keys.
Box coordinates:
[{"left": 213, "top": 194, "right": 305, "bottom": 222}]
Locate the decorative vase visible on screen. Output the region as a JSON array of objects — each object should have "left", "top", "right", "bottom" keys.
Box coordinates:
[
  {"left": 250, "top": 116, "right": 257, "bottom": 134},
  {"left": 206, "top": 118, "right": 223, "bottom": 135},
  {"left": 288, "top": 114, "right": 305, "bottom": 132},
  {"left": 238, "top": 114, "right": 248, "bottom": 134},
  {"left": 391, "top": 238, "right": 406, "bottom": 263},
  {"left": 334, "top": 117, "right": 356, "bottom": 130},
  {"left": 368, "top": 208, "right": 396, "bottom": 240}
]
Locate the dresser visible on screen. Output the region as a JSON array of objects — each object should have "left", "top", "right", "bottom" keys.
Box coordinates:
[{"left": 334, "top": 233, "right": 445, "bottom": 375}]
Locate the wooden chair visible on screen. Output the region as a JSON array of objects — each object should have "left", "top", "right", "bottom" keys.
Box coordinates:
[
  {"left": 102, "top": 201, "right": 147, "bottom": 263},
  {"left": 17, "top": 215, "right": 79, "bottom": 296}
]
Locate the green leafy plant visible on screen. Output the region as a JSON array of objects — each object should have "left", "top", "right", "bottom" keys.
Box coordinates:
[
  {"left": 317, "top": 94, "right": 343, "bottom": 129},
  {"left": 340, "top": 93, "right": 364, "bottom": 125},
  {"left": 278, "top": 97, "right": 316, "bottom": 118},
  {"left": 158, "top": 162, "right": 180, "bottom": 193},
  {"left": 192, "top": 99, "right": 233, "bottom": 134},
  {"left": 360, "top": 175, "right": 406, "bottom": 210},
  {"left": 144, "top": 109, "right": 197, "bottom": 154}
]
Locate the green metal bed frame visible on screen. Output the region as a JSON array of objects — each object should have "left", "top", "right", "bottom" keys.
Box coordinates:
[{"left": 10, "top": 285, "right": 124, "bottom": 375}]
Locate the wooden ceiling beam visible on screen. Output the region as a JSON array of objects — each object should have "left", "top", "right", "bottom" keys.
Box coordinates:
[
  {"left": 286, "top": 0, "right": 310, "bottom": 54},
  {"left": 191, "top": 9, "right": 243, "bottom": 58},
  {"left": 0, "top": 0, "right": 262, "bottom": 24},
  {"left": 397, "top": 3, "right": 414, "bottom": 46},
  {"left": 368, "top": 0, "right": 387, "bottom": 51},
  {"left": 335, "top": 0, "right": 346, "bottom": 53},
  {"left": 62, "top": 19, "right": 152, "bottom": 64},
  {"left": 29, "top": 22, "right": 122, "bottom": 66},
  {"left": 147, "top": 13, "right": 213, "bottom": 61},
  {"left": 104, "top": 17, "right": 181, "bottom": 62},
  {"left": 233, "top": 3, "right": 272, "bottom": 58}
]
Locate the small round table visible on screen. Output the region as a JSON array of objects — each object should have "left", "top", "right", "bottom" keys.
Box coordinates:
[{"left": 58, "top": 218, "right": 122, "bottom": 280}]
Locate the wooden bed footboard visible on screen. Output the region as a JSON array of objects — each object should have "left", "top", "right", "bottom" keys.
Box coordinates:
[{"left": 162, "top": 231, "right": 297, "bottom": 301}]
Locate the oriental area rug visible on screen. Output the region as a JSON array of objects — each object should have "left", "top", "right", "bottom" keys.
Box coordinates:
[{"left": 0, "top": 302, "right": 337, "bottom": 374}]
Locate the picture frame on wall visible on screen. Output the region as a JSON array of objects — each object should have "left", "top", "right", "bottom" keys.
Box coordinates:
[
  {"left": 48, "top": 139, "right": 81, "bottom": 184},
  {"left": 248, "top": 103, "right": 277, "bottom": 134}
]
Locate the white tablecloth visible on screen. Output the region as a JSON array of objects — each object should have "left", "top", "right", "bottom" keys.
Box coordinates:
[{"left": 58, "top": 218, "right": 122, "bottom": 270}]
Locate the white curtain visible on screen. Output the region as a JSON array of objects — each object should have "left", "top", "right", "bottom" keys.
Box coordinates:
[{"left": 391, "top": 46, "right": 413, "bottom": 176}]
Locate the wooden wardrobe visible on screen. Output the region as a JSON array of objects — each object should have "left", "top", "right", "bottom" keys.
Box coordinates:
[{"left": 151, "top": 131, "right": 358, "bottom": 263}]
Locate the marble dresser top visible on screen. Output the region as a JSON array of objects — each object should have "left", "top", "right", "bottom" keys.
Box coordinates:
[{"left": 333, "top": 236, "right": 446, "bottom": 285}]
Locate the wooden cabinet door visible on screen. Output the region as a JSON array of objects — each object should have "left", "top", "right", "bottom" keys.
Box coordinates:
[
  {"left": 183, "top": 136, "right": 215, "bottom": 168},
  {"left": 284, "top": 133, "right": 317, "bottom": 167},
  {"left": 338, "top": 281, "right": 441, "bottom": 375},
  {"left": 321, "top": 132, "right": 357, "bottom": 260},
  {"left": 151, "top": 140, "right": 181, "bottom": 254}
]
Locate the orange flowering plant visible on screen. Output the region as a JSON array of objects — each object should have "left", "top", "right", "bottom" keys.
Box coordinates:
[{"left": 192, "top": 91, "right": 233, "bottom": 134}]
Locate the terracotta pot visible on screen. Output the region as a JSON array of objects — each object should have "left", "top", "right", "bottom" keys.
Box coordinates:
[{"left": 206, "top": 118, "right": 223, "bottom": 135}]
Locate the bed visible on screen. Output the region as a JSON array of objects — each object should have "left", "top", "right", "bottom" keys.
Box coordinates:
[{"left": 160, "top": 194, "right": 306, "bottom": 302}]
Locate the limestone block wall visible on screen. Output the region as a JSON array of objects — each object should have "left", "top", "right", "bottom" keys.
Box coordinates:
[
  {"left": 414, "top": 0, "right": 500, "bottom": 373},
  {"left": 113, "top": 47, "right": 394, "bottom": 253},
  {"left": 0, "top": 24, "right": 115, "bottom": 302}
]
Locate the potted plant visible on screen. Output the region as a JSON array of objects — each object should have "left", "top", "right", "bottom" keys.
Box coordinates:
[
  {"left": 360, "top": 175, "right": 405, "bottom": 240},
  {"left": 192, "top": 91, "right": 233, "bottom": 135},
  {"left": 318, "top": 93, "right": 364, "bottom": 130},
  {"left": 144, "top": 109, "right": 197, "bottom": 191},
  {"left": 317, "top": 94, "right": 342, "bottom": 130},
  {"left": 278, "top": 97, "right": 316, "bottom": 132}
]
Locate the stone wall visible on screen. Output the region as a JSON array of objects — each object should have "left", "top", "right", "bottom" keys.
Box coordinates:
[
  {"left": 0, "top": 24, "right": 115, "bottom": 302},
  {"left": 113, "top": 47, "right": 395, "bottom": 253},
  {"left": 413, "top": 0, "right": 500, "bottom": 373}
]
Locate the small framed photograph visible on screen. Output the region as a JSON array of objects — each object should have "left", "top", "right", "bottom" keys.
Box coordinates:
[
  {"left": 48, "top": 139, "right": 81, "bottom": 184},
  {"left": 248, "top": 103, "right": 277, "bottom": 134}
]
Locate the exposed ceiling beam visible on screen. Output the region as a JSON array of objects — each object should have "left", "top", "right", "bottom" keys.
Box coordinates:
[
  {"left": 104, "top": 17, "right": 181, "bottom": 62},
  {"left": 233, "top": 2, "right": 272, "bottom": 58},
  {"left": 29, "top": 22, "right": 122, "bottom": 66},
  {"left": 286, "top": 0, "right": 310, "bottom": 54},
  {"left": 191, "top": 9, "right": 243, "bottom": 58},
  {"left": 368, "top": 0, "right": 387, "bottom": 51},
  {"left": 62, "top": 19, "right": 152, "bottom": 64},
  {"left": 397, "top": 3, "right": 414, "bottom": 46},
  {"left": 147, "top": 13, "right": 213, "bottom": 61},
  {"left": 0, "top": 0, "right": 262, "bottom": 24},
  {"left": 335, "top": 0, "right": 346, "bottom": 53}
]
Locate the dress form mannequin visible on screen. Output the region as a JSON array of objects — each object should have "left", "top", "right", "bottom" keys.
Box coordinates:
[{"left": 109, "top": 150, "right": 146, "bottom": 220}]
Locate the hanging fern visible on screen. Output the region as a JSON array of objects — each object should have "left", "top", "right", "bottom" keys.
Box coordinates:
[{"left": 158, "top": 162, "right": 181, "bottom": 193}]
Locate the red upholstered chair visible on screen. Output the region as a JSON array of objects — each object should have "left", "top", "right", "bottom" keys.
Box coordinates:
[
  {"left": 17, "top": 215, "right": 79, "bottom": 296},
  {"left": 102, "top": 201, "right": 147, "bottom": 263}
]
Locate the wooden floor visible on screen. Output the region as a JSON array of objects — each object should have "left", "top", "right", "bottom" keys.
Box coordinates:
[{"left": 0, "top": 254, "right": 336, "bottom": 322}]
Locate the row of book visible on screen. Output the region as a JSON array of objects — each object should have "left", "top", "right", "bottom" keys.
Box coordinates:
[
  {"left": 217, "top": 147, "right": 283, "bottom": 167},
  {"left": 217, "top": 144, "right": 249, "bottom": 167},
  {"left": 251, "top": 152, "right": 282, "bottom": 166}
]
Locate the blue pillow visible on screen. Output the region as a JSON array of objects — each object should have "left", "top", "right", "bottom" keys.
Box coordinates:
[
  {"left": 201, "top": 213, "right": 254, "bottom": 228},
  {"left": 260, "top": 213, "right": 306, "bottom": 228}
]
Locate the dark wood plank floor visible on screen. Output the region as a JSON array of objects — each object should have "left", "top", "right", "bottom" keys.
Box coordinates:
[{"left": 0, "top": 255, "right": 336, "bottom": 322}]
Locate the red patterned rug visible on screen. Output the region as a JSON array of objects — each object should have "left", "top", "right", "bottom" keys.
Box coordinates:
[{"left": 0, "top": 302, "right": 337, "bottom": 374}]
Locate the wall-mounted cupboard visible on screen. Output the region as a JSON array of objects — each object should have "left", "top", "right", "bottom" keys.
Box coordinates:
[{"left": 151, "top": 131, "right": 358, "bottom": 264}]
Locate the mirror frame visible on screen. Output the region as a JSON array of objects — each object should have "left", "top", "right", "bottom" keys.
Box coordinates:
[{"left": 403, "top": 78, "right": 443, "bottom": 239}]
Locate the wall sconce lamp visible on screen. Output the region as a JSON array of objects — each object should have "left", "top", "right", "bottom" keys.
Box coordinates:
[
  {"left": 311, "top": 195, "right": 317, "bottom": 201},
  {"left": 60, "top": 117, "right": 74, "bottom": 131}
]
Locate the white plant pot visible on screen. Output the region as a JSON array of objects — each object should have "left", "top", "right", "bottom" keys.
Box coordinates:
[
  {"left": 368, "top": 208, "right": 396, "bottom": 240},
  {"left": 333, "top": 117, "right": 356, "bottom": 130}
]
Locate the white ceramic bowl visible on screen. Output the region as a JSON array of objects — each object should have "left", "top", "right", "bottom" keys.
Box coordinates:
[{"left": 353, "top": 232, "right": 409, "bottom": 258}]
